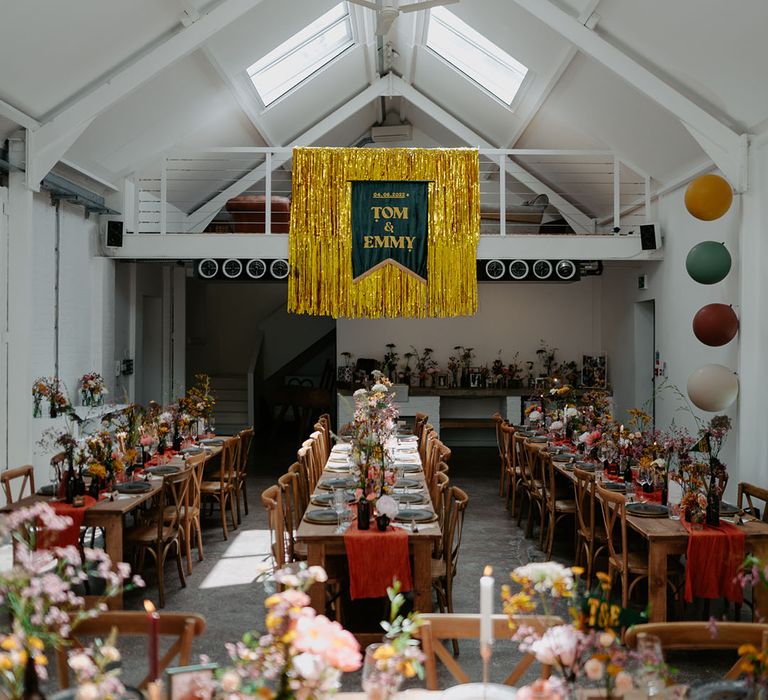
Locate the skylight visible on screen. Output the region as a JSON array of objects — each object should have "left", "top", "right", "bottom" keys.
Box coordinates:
[
  {"left": 247, "top": 3, "right": 353, "bottom": 107},
  {"left": 427, "top": 6, "right": 529, "bottom": 105}
]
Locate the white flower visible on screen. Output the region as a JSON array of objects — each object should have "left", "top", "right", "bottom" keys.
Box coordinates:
[
  {"left": 75, "top": 683, "right": 100, "bottom": 700},
  {"left": 512, "top": 562, "right": 574, "bottom": 595},
  {"left": 353, "top": 389, "right": 367, "bottom": 398},
  {"left": 376, "top": 495, "right": 398, "bottom": 519},
  {"left": 530, "top": 625, "right": 582, "bottom": 669},
  {"left": 371, "top": 383, "right": 389, "bottom": 393},
  {"left": 307, "top": 566, "right": 328, "bottom": 583},
  {"left": 652, "top": 458, "right": 667, "bottom": 469},
  {"left": 614, "top": 671, "right": 634, "bottom": 694},
  {"left": 292, "top": 652, "right": 325, "bottom": 681},
  {"left": 565, "top": 407, "right": 579, "bottom": 419},
  {"left": 598, "top": 631, "right": 615, "bottom": 648},
  {"left": 549, "top": 421, "right": 564, "bottom": 432},
  {"left": 100, "top": 645, "right": 120, "bottom": 663},
  {"left": 579, "top": 431, "right": 590, "bottom": 443},
  {"left": 584, "top": 657, "right": 605, "bottom": 681},
  {"left": 220, "top": 670, "right": 241, "bottom": 693},
  {"left": 528, "top": 410, "right": 542, "bottom": 421},
  {"left": 68, "top": 653, "right": 95, "bottom": 674}
]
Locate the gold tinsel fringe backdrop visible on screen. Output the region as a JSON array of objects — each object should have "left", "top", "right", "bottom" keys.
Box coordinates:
[{"left": 287, "top": 147, "right": 480, "bottom": 318}]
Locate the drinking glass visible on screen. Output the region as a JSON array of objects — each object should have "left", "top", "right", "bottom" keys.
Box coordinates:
[
  {"left": 625, "top": 481, "right": 636, "bottom": 502},
  {"left": 333, "top": 489, "right": 347, "bottom": 533},
  {"left": 362, "top": 643, "right": 402, "bottom": 700},
  {"left": 633, "top": 633, "right": 665, "bottom": 696}
]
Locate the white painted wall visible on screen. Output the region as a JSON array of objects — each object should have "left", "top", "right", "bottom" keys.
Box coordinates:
[{"left": 337, "top": 278, "right": 605, "bottom": 373}]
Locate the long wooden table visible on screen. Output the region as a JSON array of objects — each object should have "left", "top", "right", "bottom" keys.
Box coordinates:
[
  {"left": 296, "top": 440, "right": 442, "bottom": 637},
  {"left": 1, "top": 441, "right": 225, "bottom": 608},
  {"left": 543, "top": 446, "right": 768, "bottom": 621}
]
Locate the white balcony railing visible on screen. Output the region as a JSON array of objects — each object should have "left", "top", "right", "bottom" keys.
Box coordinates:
[{"left": 133, "top": 147, "right": 651, "bottom": 237}]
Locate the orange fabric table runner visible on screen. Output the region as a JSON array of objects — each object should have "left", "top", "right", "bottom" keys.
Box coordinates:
[
  {"left": 39, "top": 496, "right": 97, "bottom": 549},
  {"left": 343, "top": 517, "right": 412, "bottom": 600},
  {"left": 683, "top": 520, "right": 745, "bottom": 603},
  {"left": 145, "top": 449, "right": 179, "bottom": 466}
]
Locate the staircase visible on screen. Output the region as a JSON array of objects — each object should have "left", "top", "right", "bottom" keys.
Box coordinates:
[{"left": 210, "top": 374, "right": 249, "bottom": 435}]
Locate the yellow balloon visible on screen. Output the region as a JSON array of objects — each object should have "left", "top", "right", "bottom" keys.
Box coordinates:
[{"left": 685, "top": 174, "right": 733, "bottom": 221}]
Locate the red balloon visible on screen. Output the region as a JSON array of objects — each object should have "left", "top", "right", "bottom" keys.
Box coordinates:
[{"left": 692, "top": 304, "right": 739, "bottom": 346}]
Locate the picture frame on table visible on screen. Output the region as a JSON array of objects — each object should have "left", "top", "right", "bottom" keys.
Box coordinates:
[
  {"left": 166, "top": 663, "right": 218, "bottom": 700},
  {"left": 469, "top": 371, "right": 481, "bottom": 388},
  {"left": 581, "top": 354, "right": 607, "bottom": 388},
  {"left": 436, "top": 373, "right": 448, "bottom": 388}
]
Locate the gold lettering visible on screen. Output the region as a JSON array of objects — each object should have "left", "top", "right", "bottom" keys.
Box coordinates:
[
  {"left": 586, "top": 598, "right": 600, "bottom": 627},
  {"left": 392, "top": 207, "right": 408, "bottom": 219},
  {"left": 405, "top": 236, "right": 415, "bottom": 250},
  {"left": 389, "top": 236, "right": 404, "bottom": 249},
  {"left": 608, "top": 604, "right": 621, "bottom": 628},
  {"left": 371, "top": 206, "right": 382, "bottom": 221},
  {"left": 364, "top": 236, "right": 374, "bottom": 248},
  {"left": 374, "top": 236, "right": 388, "bottom": 247}
]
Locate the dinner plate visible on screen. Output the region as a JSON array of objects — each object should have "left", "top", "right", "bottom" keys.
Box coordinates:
[
  {"left": 395, "top": 508, "right": 437, "bottom": 523},
  {"left": 303, "top": 509, "right": 341, "bottom": 525},
  {"left": 311, "top": 492, "right": 356, "bottom": 507},
  {"left": 332, "top": 443, "right": 352, "bottom": 452},
  {"left": 37, "top": 484, "right": 56, "bottom": 496},
  {"left": 552, "top": 453, "right": 574, "bottom": 463},
  {"left": 145, "top": 466, "right": 180, "bottom": 476},
  {"left": 545, "top": 446, "right": 563, "bottom": 454},
  {"left": 399, "top": 464, "right": 421, "bottom": 473},
  {"left": 200, "top": 438, "right": 224, "bottom": 445},
  {"left": 688, "top": 680, "right": 749, "bottom": 700},
  {"left": 574, "top": 462, "right": 596, "bottom": 471},
  {"left": 602, "top": 482, "right": 626, "bottom": 492},
  {"left": 720, "top": 502, "right": 740, "bottom": 516},
  {"left": 325, "top": 465, "right": 351, "bottom": 473},
  {"left": 394, "top": 478, "right": 420, "bottom": 489},
  {"left": 528, "top": 436, "right": 548, "bottom": 444},
  {"left": 317, "top": 477, "right": 357, "bottom": 491},
  {"left": 626, "top": 502, "right": 669, "bottom": 518},
  {"left": 116, "top": 482, "right": 152, "bottom": 494},
  {"left": 328, "top": 454, "right": 349, "bottom": 462},
  {"left": 395, "top": 492, "right": 426, "bottom": 505},
  {"left": 180, "top": 446, "right": 204, "bottom": 455}
]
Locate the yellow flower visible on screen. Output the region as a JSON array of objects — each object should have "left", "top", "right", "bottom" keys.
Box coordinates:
[
  {"left": 264, "top": 594, "right": 281, "bottom": 608},
  {"left": 596, "top": 572, "right": 611, "bottom": 584},
  {"left": 398, "top": 660, "right": 416, "bottom": 678},
  {"left": 0, "top": 655, "right": 12, "bottom": 670},
  {"left": 280, "top": 631, "right": 296, "bottom": 645},
  {"left": 33, "top": 655, "right": 47, "bottom": 666},
  {"left": 27, "top": 637, "right": 44, "bottom": 651},
  {"left": 89, "top": 463, "right": 107, "bottom": 479},
  {"left": 0, "top": 638, "right": 16, "bottom": 651},
  {"left": 373, "top": 644, "right": 395, "bottom": 661},
  {"left": 571, "top": 566, "right": 585, "bottom": 576},
  {"left": 739, "top": 644, "right": 759, "bottom": 656}
]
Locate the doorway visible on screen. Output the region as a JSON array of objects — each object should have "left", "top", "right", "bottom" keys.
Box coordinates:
[{"left": 634, "top": 299, "right": 656, "bottom": 424}]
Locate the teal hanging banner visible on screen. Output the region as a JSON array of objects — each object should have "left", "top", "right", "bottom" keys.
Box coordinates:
[{"left": 350, "top": 180, "right": 429, "bottom": 281}]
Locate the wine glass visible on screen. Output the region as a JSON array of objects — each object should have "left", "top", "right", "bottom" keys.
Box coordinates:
[
  {"left": 362, "top": 644, "right": 402, "bottom": 700},
  {"left": 633, "top": 633, "right": 665, "bottom": 696},
  {"left": 637, "top": 467, "right": 650, "bottom": 495},
  {"left": 333, "top": 489, "right": 347, "bottom": 533}
]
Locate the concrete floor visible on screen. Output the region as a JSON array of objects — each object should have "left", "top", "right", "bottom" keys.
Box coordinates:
[{"left": 48, "top": 436, "right": 734, "bottom": 692}]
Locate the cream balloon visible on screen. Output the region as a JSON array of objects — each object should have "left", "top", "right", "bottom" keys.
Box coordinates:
[{"left": 686, "top": 364, "right": 739, "bottom": 412}]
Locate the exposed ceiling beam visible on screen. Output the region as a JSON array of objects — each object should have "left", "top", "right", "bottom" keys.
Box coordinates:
[
  {"left": 0, "top": 99, "right": 39, "bottom": 131},
  {"left": 184, "top": 79, "right": 386, "bottom": 231},
  {"left": 390, "top": 76, "right": 596, "bottom": 232},
  {"left": 27, "top": 0, "right": 266, "bottom": 188},
  {"left": 508, "top": 0, "right": 748, "bottom": 191}
]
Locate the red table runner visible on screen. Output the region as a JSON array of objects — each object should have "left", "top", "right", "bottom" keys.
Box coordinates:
[
  {"left": 683, "top": 520, "right": 745, "bottom": 603},
  {"left": 144, "top": 449, "right": 179, "bottom": 467},
  {"left": 343, "top": 517, "right": 412, "bottom": 600},
  {"left": 39, "top": 496, "right": 97, "bottom": 549}
]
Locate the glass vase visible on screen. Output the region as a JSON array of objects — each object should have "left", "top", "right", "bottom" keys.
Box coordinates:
[{"left": 362, "top": 643, "right": 403, "bottom": 700}]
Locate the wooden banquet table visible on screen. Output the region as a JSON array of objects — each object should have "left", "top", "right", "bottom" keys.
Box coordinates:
[
  {"left": 296, "top": 439, "right": 442, "bottom": 642},
  {"left": 1, "top": 442, "right": 225, "bottom": 608},
  {"left": 545, "top": 448, "right": 768, "bottom": 622}
]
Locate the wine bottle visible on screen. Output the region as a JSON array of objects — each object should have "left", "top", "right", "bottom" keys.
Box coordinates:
[
  {"left": 22, "top": 656, "right": 45, "bottom": 700},
  {"left": 623, "top": 456, "right": 633, "bottom": 483},
  {"left": 74, "top": 465, "right": 86, "bottom": 497},
  {"left": 64, "top": 459, "right": 75, "bottom": 504},
  {"left": 661, "top": 472, "right": 668, "bottom": 506},
  {"left": 706, "top": 470, "right": 720, "bottom": 527}
]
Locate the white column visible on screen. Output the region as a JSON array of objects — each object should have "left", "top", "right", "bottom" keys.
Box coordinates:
[
  {"left": 736, "top": 141, "right": 768, "bottom": 486},
  {"left": 6, "top": 136, "right": 35, "bottom": 466},
  {"left": 172, "top": 266, "right": 187, "bottom": 398}
]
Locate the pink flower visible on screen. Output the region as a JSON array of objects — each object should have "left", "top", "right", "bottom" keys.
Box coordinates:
[
  {"left": 294, "top": 615, "right": 333, "bottom": 655},
  {"left": 614, "top": 671, "right": 634, "bottom": 693}
]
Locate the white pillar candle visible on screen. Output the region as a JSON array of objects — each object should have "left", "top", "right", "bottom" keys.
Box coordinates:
[{"left": 480, "top": 565, "right": 494, "bottom": 648}]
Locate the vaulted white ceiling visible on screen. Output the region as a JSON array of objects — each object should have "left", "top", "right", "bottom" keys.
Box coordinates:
[{"left": 0, "top": 0, "right": 763, "bottom": 219}]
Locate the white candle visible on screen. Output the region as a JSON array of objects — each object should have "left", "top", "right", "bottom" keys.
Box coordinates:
[{"left": 480, "top": 565, "right": 494, "bottom": 648}]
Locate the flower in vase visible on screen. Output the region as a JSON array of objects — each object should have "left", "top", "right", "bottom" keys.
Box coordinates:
[
  {"left": 550, "top": 421, "right": 564, "bottom": 432},
  {"left": 376, "top": 495, "right": 398, "bottom": 519},
  {"left": 512, "top": 562, "right": 574, "bottom": 597},
  {"left": 614, "top": 671, "right": 634, "bottom": 693},
  {"left": 584, "top": 657, "right": 605, "bottom": 681}
]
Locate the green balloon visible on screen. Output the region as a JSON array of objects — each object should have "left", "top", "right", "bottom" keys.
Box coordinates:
[{"left": 686, "top": 241, "right": 731, "bottom": 284}]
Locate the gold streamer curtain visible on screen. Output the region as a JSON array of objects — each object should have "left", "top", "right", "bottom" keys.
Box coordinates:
[{"left": 287, "top": 147, "right": 480, "bottom": 318}]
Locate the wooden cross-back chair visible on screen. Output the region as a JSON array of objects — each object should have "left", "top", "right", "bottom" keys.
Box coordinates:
[
  {"left": 234, "top": 427, "right": 254, "bottom": 522},
  {"left": 500, "top": 423, "right": 520, "bottom": 514},
  {"left": 573, "top": 467, "right": 608, "bottom": 585},
  {"left": 625, "top": 622, "right": 768, "bottom": 680},
  {"left": 308, "top": 432, "right": 326, "bottom": 471},
  {"left": 302, "top": 438, "right": 324, "bottom": 485},
  {"left": 1, "top": 465, "right": 36, "bottom": 505},
  {"left": 297, "top": 444, "right": 319, "bottom": 495},
  {"left": 415, "top": 613, "right": 561, "bottom": 690},
  {"left": 540, "top": 452, "right": 577, "bottom": 560},
  {"left": 278, "top": 470, "right": 306, "bottom": 562},
  {"left": 419, "top": 424, "right": 435, "bottom": 465},
  {"left": 56, "top": 611, "right": 206, "bottom": 690},
  {"left": 261, "top": 485, "right": 287, "bottom": 569},
  {"left": 288, "top": 462, "right": 310, "bottom": 516},
  {"left": 414, "top": 412, "right": 428, "bottom": 438},
  {"left": 738, "top": 482, "right": 768, "bottom": 522},
  {"left": 200, "top": 436, "right": 239, "bottom": 539},
  {"left": 492, "top": 413, "right": 507, "bottom": 496},
  {"left": 520, "top": 442, "right": 546, "bottom": 542},
  {"left": 169, "top": 453, "right": 207, "bottom": 575},
  {"left": 127, "top": 468, "right": 191, "bottom": 608},
  {"left": 313, "top": 422, "right": 330, "bottom": 461}
]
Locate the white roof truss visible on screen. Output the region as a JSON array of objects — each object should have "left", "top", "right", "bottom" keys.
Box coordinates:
[{"left": 509, "top": 0, "right": 749, "bottom": 191}]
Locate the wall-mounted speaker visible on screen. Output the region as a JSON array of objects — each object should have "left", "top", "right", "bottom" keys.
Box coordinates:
[
  {"left": 640, "top": 223, "right": 662, "bottom": 250},
  {"left": 106, "top": 220, "right": 123, "bottom": 247}
]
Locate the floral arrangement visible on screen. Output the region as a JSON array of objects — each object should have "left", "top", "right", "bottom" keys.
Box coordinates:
[
  {"left": 0, "top": 502, "right": 142, "bottom": 699},
  {"left": 213, "top": 565, "right": 360, "bottom": 699},
  {"left": 364, "top": 581, "right": 425, "bottom": 697},
  {"left": 31, "top": 377, "right": 72, "bottom": 418},
  {"left": 411, "top": 346, "right": 438, "bottom": 384},
  {"left": 67, "top": 627, "right": 125, "bottom": 700},
  {"left": 182, "top": 373, "right": 216, "bottom": 422},
  {"left": 502, "top": 562, "right": 661, "bottom": 697},
  {"left": 382, "top": 344, "right": 399, "bottom": 378},
  {"left": 84, "top": 431, "right": 125, "bottom": 486},
  {"left": 350, "top": 372, "right": 399, "bottom": 498},
  {"left": 536, "top": 340, "right": 558, "bottom": 378},
  {"left": 79, "top": 372, "right": 107, "bottom": 407}
]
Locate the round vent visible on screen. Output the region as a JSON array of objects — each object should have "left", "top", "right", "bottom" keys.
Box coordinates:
[
  {"left": 246, "top": 258, "right": 266, "bottom": 279},
  {"left": 555, "top": 260, "right": 577, "bottom": 280},
  {"left": 270, "top": 259, "right": 290, "bottom": 279},
  {"left": 532, "top": 260, "right": 553, "bottom": 280},
  {"left": 485, "top": 260, "right": 505, "bottom": 280},
  {"left": 222, "top": 258, "right": 243, "bottom": 279},
  {"left": 508, "top": 260, "right": 529, "bottom": 280},
  {"left": 198, "top": 259, "right": 218, "bottom": 279}
]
